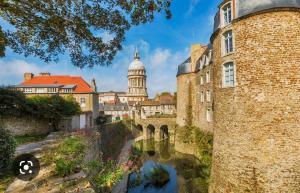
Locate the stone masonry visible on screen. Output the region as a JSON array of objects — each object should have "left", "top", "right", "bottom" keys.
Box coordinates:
[
  {"left": 176, "top": 1, "right": 300, "bottom": 192},
  {"left": 210, "top": 10, "right": 300, "bottom": 193}
]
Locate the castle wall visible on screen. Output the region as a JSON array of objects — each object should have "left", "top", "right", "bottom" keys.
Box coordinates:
[
  {"left": 176, "top": 73, "right": 192, "bottom": 126},
  {"left": 210, "top": 10, "right": 300, "bottom": 193},
  {"left": 197, "top": 65, "right": 214, "bottom": 133}
]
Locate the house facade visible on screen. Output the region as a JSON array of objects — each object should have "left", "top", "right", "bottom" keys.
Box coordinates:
[
  {"left": 15, "top": 72, "right": 99, "bottom": 129},
  {"left": 177, "top": 0, "right": 300, "bottom": 192},
  {"left": 99, "top": 103, "right": 129, "bottom": 122}
]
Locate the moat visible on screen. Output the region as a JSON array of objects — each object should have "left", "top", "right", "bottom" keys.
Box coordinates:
[{"left": 127, "top": 139, "right": 209, "bottom": 193}]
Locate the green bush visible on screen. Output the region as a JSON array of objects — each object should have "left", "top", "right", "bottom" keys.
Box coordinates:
[
  {"left": 54, "top": 136, "right": 86, "bottom": 177},
  {"left": 88, "top": 160, "right": 124, "bottom": 192},
  {"left": 0, "top": 128, "right": 16, "bottom": 171},
  {"left": 0, "top": 87, "right": 81, "bottom": 128},
  {"left": 55, "top": 158, "right": 80, "bottom": 177},
  {"left": 195, "top": 129, "right": 213, "bottom": 166}
]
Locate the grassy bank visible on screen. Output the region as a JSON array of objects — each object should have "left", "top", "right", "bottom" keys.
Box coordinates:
[{"left": 15, "top": 134, "right": 48, "bottom": 145}]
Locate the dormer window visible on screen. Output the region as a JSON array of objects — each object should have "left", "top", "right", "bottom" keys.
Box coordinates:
[{"left": 222, "top": 2, "right": 232, "bottom": 25}]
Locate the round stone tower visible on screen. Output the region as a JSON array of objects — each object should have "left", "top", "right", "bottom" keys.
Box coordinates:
[
  {"left": 127, "top": 50, "right": 148, "bottom": 102},
  {"left": 210, "top": 0, "right": 300, "bottom": 192}
]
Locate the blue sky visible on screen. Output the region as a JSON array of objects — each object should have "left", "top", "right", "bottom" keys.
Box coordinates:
[{"left": 0, "top": 0, "right": 222, "bottom": 97}]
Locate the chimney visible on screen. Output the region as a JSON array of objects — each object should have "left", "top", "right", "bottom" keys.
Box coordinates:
[
  {"left": 39, "top": 72, "right": 51, "bottom": 76},
  {"left": 24, "top": 73, "right": 34, "bottom": 81},
  {"left": 91, "top": 78, "right": 97, "bottom": 92}
]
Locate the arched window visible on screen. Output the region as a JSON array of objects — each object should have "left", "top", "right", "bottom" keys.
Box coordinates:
[
  {"left": 206, "top": 71, "right": 210, "bottom": 83},
  {"left": 223, "top": 62, "right": 235, "bottom": 87},
  {"left": 206, "top": 90, "right": 211, "bottom": 102},
  {"left": 223, "top": 30, "right": 233, "bottom": 54},
  {"left": 206, "top": 108, "right": 211, "bottom": 122},
  {"left": 200, "top": 91, "right": 204, "bottom": 103}
]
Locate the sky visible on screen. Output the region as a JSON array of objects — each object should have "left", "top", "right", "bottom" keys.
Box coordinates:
[{"left": 0, "top": 0, "right": 222, "bottom": 98}]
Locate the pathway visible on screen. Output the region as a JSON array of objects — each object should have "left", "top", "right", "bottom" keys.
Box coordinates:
[{"left": 15, "top": 133, "right": 59, "bottom": 156}]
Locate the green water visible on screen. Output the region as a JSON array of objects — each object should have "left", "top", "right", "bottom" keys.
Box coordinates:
[{"left": 127, "top": 139, "right": 209, "bottom": 193}]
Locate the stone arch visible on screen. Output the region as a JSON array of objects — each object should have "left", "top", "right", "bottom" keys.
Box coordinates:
[
  {"left": 160, "top": 125, "right": 169, "bottom": 140},
  {"left": 136, "top": 124, "right": 143, "bottom": 132},
  {"left": 146, "top": 124, "right": 155, "bottom": 139}
]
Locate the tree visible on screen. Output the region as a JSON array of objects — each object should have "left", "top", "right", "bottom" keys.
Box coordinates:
[
  {"left": 0, "top": 127, "right": 16, "bottom": 171},
  {"left": 0, "top": 87, "right": 81, "bottom": 130},
  {"left": 0, "top": 87, "right": 31, "bottom": 118},
  {"left": 28, "top": 95, "right": 81, "bottom": 130},
  {"left": 0, "top": 0, "right": 172, "bottom": 68}
]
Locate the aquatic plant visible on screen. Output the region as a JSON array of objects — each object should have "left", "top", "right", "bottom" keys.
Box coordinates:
[
  {"left": 128, "top": 172, "right": 143, "bottom": 188},
  {"left": 145, "top": 165, "right": 170, "bottom": 187}
]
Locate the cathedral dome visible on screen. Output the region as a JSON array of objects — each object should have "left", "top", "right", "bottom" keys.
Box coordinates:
[
  {"left": 128, "top": 49, "right": 145, "bottom": 70},
  {"left": 129, "top": 59, "right": 145, "bottom": 70}
]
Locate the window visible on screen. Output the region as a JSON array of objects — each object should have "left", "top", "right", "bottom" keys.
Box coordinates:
[
  {"left": 206, "top": 108, "right": 211, "bottom": 122},
  {"left": 206, "top": 71, "right": 210, "bottom": 83},
  {"left": 224, "top": 30, "right": 233, "bottom": 54},
  {"left": 200, "top": 91, "right": 204, "bottom": 103},
  {"left": 200, "top": 75, "right": 204, "bottom": 85},
  {"left": 80, "top": 98, "right": 86, "bottom": 107},
  {"left": 36, "top": 88, "right": 45, "bottom": 93},
  {"left": 223, "top": 2, "right": 232, "bottom": 25},
  {"left": 48, "top": 88, "right": 56, "bottom": 93},
  {"left": 63, "top": 89, "right": 72, "bottom": 93},
  {"left": 206, "top": 90, "right": 211, "bottom": 102},
  {"left": 223, "top": 62, "right": 235, "bottom": 87},
  {"left": 24, "top": 88, "right": 32, "bottom": 93}
]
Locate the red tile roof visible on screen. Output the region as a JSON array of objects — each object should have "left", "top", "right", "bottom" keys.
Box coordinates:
[{"left": 21, "top": 75, "right": 94, "bottom": 93}]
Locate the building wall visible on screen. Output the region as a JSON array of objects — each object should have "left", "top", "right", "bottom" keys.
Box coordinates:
[
  {"left": 197, "top": 64, "right": 214, "bottom": 133},
  {"left": 2, "top": 117, "right": 49, "bottom": 136},
  {"left": 210, "top": 10, "right": 300, "bottom": 193},
  {"left": 176, "top": 73, "right": 192, "bottom": 126}
]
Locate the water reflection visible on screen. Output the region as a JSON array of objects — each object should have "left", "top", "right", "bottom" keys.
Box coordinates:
[{"left": 127, "top": 139, "right": 209, "bottom": 193}]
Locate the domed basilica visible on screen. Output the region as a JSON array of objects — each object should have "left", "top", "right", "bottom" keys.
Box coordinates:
[{"left": 127, "top": 50, "right": 148, "bottom": 102}]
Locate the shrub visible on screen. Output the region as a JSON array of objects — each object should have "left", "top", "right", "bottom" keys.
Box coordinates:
[
  {"left": 54, "top": 136, "right": 86, "bottom": 177},
  {"left": 89, "top": 160, "right": 124, "bottom": 192},
  {"left": 55, "top": 158, "right": 79, "bottom": 177},
  {"left": 0, "top": 128, "right": 16, "bottom": 171},
  {"left": 145, "top": 165, "right": 170, "bottom": 187}
]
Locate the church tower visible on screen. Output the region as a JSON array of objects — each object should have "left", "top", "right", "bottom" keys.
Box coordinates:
[{"left": 127, "top": 49, "right": 148, "bottom": 102}]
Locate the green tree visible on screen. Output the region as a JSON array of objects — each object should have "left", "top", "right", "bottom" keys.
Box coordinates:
[
  {"left": 0, "top": 127, "right": 16, "bottom": 171},
  {"left": 0, "top": 87, "right": 81, "bottom": 130},
  {"left": 0, "top": 0, "right": 172, "bottom": 68},
  {"left": 0, "top": 87, "right": 32, "bottom": 118},
  {"left": 28, "top": 95, "right": 81, "bottom": 130}
]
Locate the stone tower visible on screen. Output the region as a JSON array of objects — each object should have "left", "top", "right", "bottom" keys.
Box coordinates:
[
  {"left": 127, "top": 49, "right": 148, "bottom": 102},
  {"left": 209, "top": 0, "right": 300, "bottom": 192}
]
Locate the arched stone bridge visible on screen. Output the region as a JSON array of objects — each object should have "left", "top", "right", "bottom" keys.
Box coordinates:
[{"left": 134, "top": 118, "right": 177, "bottom": 143}]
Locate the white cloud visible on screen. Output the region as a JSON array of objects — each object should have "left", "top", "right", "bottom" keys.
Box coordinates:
[
  {"left": 148, "top": 49, "right": 171, "bottom": 68},
  {"left": 0, "top": 60, "right": 41, "bottom": 85},
  {"left": 186, "top": 0, "right": 200, "bottom": 17},
  {"left": 0, "top": 40, "right": 189, "bottom": 98},
  {"left": 96, "top": 39, "right": 189, "bottom": 97}
]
